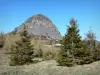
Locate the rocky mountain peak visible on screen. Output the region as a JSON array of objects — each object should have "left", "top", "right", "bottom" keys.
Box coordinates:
[
  {"left": 13, "top": 14, "right": 62, "bottom": 40},
  {"left": 26, "top": 14, "right": 52, "bottom": 23}
]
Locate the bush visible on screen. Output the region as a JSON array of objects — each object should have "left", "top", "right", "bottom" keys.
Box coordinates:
[
  {"left": 92, "top": 45, "right": 100, "bottom": 61},
  {"left": 37, "top": 49, "right": 43, "bottom": 57},
  {"left": 33, "top": 49, "right": 43, "bottom": 57},
  {"left": 57, "top": 57, "right": 74, "bottom": 67},
  {"left": 0, "top": 32, "right": 5, "bottom": 48},
  {"left": 75, "top": 56, "right": 93, "bottom": 65},
  {"left": 43, "top": 51, "right": 55, "bottom": 60}
]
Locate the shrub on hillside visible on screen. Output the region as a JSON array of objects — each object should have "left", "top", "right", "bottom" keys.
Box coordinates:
[
  {"left": 43, "top": 51, "right": 55, "bottom": 60},
  {"left": 0, "top": 32, "right": 5, "bottom": 48},
  {"left": 33, "top": 49, "right": 43, "bottom": 57},
  {"left": 93, "top": 43, "right": 100, "bottom": 61},
  {"left": 57, "top": 56, "right": 74, "bottom": 66},
  {"left": 37, "top": 49, "right": 43, "bottom": 57}
]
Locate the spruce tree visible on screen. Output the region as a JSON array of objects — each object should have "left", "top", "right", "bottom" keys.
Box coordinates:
[
  {"left": 57, "top": 18, "right": 92, "bottom": 66},
  {"left": 85, "top": 29, "right": 100, "bottom": 61},
  {"left": 10, "top": 25, "right": 34, "bottom": 66}
]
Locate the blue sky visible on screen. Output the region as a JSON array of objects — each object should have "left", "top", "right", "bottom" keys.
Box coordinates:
[{"left": 0, "top": 0, "right": 100, "bottom": 40}]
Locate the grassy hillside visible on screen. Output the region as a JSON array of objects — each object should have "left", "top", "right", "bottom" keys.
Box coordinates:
[
  {"left": 0, "top": 33, "right": 100, "bottom": 75},
  {"left": 0, "top": 49, "right": 100, "bottom": 75}
]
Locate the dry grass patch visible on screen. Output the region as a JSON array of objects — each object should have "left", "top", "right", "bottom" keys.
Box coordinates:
[{"left": 3, "top": 34, "right": 21, "bottom": 53}]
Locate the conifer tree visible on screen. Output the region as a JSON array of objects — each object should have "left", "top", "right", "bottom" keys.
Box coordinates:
[
  {"left": 85, "top": 29, "right": 100, "bottom": 61},
  {"left": 10, "top": 25, "right": 34, "bottom": 66},
  {"left": 57, "top": 18, "right": 92, "bottom": 66}
]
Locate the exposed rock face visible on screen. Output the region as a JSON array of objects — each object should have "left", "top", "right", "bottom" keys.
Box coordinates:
[{"left": 13, "top": 14, "right": 61, "bottom": 40}]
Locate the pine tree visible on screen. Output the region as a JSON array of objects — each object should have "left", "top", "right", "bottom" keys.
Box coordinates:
[
  {"left": 85, "top": 29, "right": 100, "bottom": 61},
  {"left": 10, "top": 25, "right": 34, "bottom": 66},
  {"left": 57, "top": 18, "right": 92, "bottom": 66}
]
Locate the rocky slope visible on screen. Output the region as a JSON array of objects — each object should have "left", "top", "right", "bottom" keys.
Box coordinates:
[{"left": 13, "top": 14, "right": 61, "bottom": 40}]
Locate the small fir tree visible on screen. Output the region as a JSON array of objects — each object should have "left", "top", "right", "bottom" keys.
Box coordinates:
[
  {"left": 10, "top": 25, "right": 34, "bottom": 66},
  {"left": 85, "top": 29, "right": 100, "bottom": 61}
]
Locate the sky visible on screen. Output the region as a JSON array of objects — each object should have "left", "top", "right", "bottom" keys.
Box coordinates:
[{"left": 0, "top": 0, "right": 100, "bottom": 40}]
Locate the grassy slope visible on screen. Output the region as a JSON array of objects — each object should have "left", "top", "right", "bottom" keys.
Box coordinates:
[
  {"left": 0, "top": 49, "right": 100, "bottom": 75},
  {"left": 0, "top": 34, "right": 100, "bottom": 75}
]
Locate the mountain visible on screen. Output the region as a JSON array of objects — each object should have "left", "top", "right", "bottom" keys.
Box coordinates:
[{"left": 13, "top": 14, "right": 61, "bottom": 40}]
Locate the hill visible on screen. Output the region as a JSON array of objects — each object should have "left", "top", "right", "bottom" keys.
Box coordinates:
[{"left": 12, "top": 14, "right": 61, "bottom": 41}]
